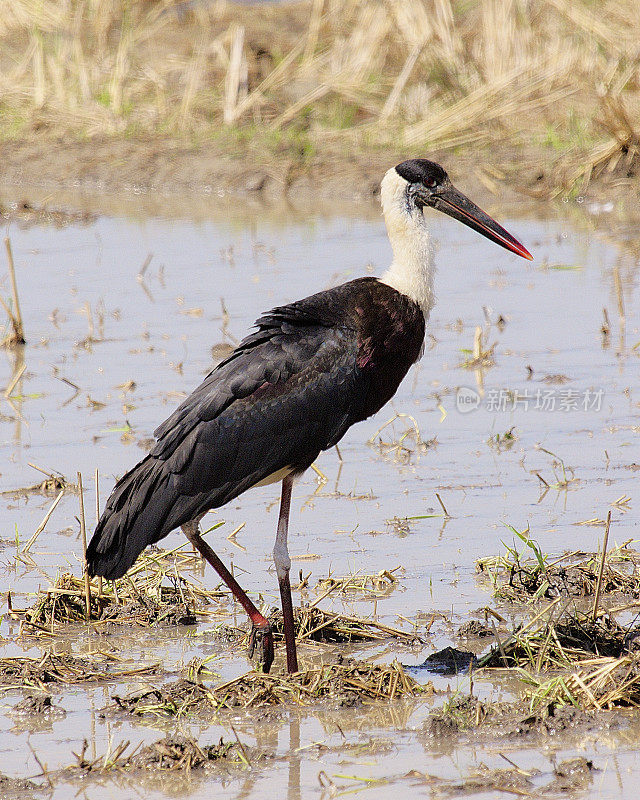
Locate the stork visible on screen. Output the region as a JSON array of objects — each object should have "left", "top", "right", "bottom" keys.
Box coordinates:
[{"left": 86, "top": 159, "right": 532, "bottom": 673}]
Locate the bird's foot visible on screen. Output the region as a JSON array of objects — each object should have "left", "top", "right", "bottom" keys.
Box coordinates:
[{"left": 248, "top": 621, "right": 274, "bottom": 673}]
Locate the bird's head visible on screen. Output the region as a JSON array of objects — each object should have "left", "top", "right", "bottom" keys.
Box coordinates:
[{"left": 382, "top": 158, "right": 532, "bottom": 261}]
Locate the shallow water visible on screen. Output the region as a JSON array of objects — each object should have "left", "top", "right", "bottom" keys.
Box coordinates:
[{"left": 0, "top": 198, "right": 638, "bottom": 796}]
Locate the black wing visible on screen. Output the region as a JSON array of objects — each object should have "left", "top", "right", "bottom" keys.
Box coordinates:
[{"left": 87, "top": 300, "right": 364, "bottom": 579}]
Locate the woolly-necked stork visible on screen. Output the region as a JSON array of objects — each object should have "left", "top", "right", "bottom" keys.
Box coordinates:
[{"left": 87, "top": 159, "right": 532, "bottom": 673}]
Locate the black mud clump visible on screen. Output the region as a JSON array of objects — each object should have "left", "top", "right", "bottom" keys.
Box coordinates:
[{"left": 407, "top": 647, "right": 476, "bottom": 675}]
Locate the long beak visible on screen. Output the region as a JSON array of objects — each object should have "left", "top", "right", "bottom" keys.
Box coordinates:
[{"left": 432, "top": 184, "right": 533, "bottom": 261}]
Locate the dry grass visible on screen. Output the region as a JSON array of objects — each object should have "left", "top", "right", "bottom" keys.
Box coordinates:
[
  {"left": 479, "top": 607, "right": 637, "bottom": 671},
  {"left": 111, "top": 660, "right": 427, "bottom": 715},
  {"left": 106, "top": 655, "right": 431, "bottom": 717},
  {"left": 527, "top": 655, "right": 640, "bottom": 710},
  {"left": 477, "top": 541, "right": 640, "bottom": 603},
  {"left": 206, "top": 659, "right": 427, "bottom": 709},
  {"left": 477, "top": 592, "right": 640, "bottom": 711},
  {"left": 316, "top": 566, "right": 402, "bottom": 597},
  {"left": 0, "top": 651, "right": 157, "bottom": 692},
  {"left": 1, "top": 0, "right": 639, "bottom": 194},
  {"left": 268, "top": 605, "right": 416, "bottom": 644},
  {"left": 12, "top": 544, "right": 228, "bottom": 631}
]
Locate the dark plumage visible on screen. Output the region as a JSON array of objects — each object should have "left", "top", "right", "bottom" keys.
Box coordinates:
[{"left": 86, "top": 278, "right": 424, "bottom": 580}]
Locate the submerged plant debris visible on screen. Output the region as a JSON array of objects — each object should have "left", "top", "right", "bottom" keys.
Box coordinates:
[
  {"left": 316, "top": 566, "right": 402, "bottom": 597},
  {"left": 13, "top": 545, "right": 229, "bottom": 629},
  {"left": 407, "top": 757, "right": 594, "bottom": 796},
  {"left": 66, "top": 734, "right": 250, "bottom": 774},
  {"left": 528, "top": 656, "right": 640, "bottom": 710},
  {"left": 11, "top": 692, "right": 66, "bottom": 719},
  {"left": 0, "top": 772, "right": 41, "bottom": 796},
  {"left": 268, "top": 605, "right": 416, "bottom": 644},
  {"left": 111, "top": 679, "right": 214, "bottom": 718},
  {"left": 0, "top": 651, "right": 157, "bottom": 691},
  {"left": 479, "top": 609, "right": 640, "bottom": 671},
  {"left": 111, "top": 660, "right": 429, "bottom": 716},
  {"left": 477, "top": 540, "right": 640, "bottom": 602}
]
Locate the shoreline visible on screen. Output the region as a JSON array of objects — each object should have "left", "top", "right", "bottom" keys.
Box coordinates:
[{"left": 1, "top": 137, "right": 638, "bottom": 224}]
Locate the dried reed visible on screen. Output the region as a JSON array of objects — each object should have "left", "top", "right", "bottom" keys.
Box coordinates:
[{"left": 0, "top": 0, "right": 638, "bottom": 195}]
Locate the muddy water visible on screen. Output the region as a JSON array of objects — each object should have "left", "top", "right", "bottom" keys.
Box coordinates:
[{"left": 0, "top": 199, "right": 638, "bottom": 797}]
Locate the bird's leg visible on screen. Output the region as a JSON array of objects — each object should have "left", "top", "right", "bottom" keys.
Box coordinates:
[
  {"left": 181, "top": 519, "right": 274, "bottom": 673},
  {"left": 273, "top": 474, "right": 298, "bottom": 673}
]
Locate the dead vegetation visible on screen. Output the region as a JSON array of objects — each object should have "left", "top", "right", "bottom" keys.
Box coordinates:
[
  {"left": 474, "top": 587, "right": 640, "bottom": 711},
  {"left": 0, "top": 651, "right": 157, "bottom": 691},
  {"left": 316, "top": 566, "right": 402, "bottom": 597},
  {"left": 477, "top": 535, "right": 640, "bottom": 603},
  {"left": 479, "top": 607, "right": 640, "bottom": 671},
  {"left": 11, "top": 544, "right": 229, "bottom": 630},
  {"left": 12, "top": 543, "right": 416, "bottom": 650},
  {"left": 63, "top": 734, "right": 251, "bottom": 775},
  {"left": 111, "top": 679, "right": 214, "bottom": 718},
  {"left": 471, "top": 532, "right": 640, "bottom": 713},
  {"left": 268, "top": 605, "right": 416, "bottom": 644},
  {"left": 367, "top": 413, "right": 435, "bottom": 464},
  {"left": 111, "top": 660, "right": 428, "bottom": 716},
  {"left": 1, "top": 0, "right": 638, "bottom": 197},
  {"left": 528, "top": 655, "right": 640, "bottom": 711},
  {"left": 206, "top": 659, "right": 429, "bottom": 709}
]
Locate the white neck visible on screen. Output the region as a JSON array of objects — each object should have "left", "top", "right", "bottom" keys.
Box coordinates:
[{"left": 379, "top": 167, "right": 436, "bottom": 321}]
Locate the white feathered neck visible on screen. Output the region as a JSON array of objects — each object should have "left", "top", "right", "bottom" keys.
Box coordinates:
[{"left": 379, "top": 167, "right": 436, "bottom": 321}]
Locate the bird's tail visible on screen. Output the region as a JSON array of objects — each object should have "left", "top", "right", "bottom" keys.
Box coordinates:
[{"left": 86, "top": 455, "right": 178, "bottom": 580}]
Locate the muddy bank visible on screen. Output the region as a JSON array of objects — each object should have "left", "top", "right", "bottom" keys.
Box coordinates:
[
  {"left": 2, "top": 138, "right": 639, "bottom": 224},
  {"left": 2, "top": 0, "right": 640, "bottom": 223}
]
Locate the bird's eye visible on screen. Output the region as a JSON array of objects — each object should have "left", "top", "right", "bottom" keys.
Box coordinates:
[{"left": 425, "top": 178, "right": 437, "bottom": 189}]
